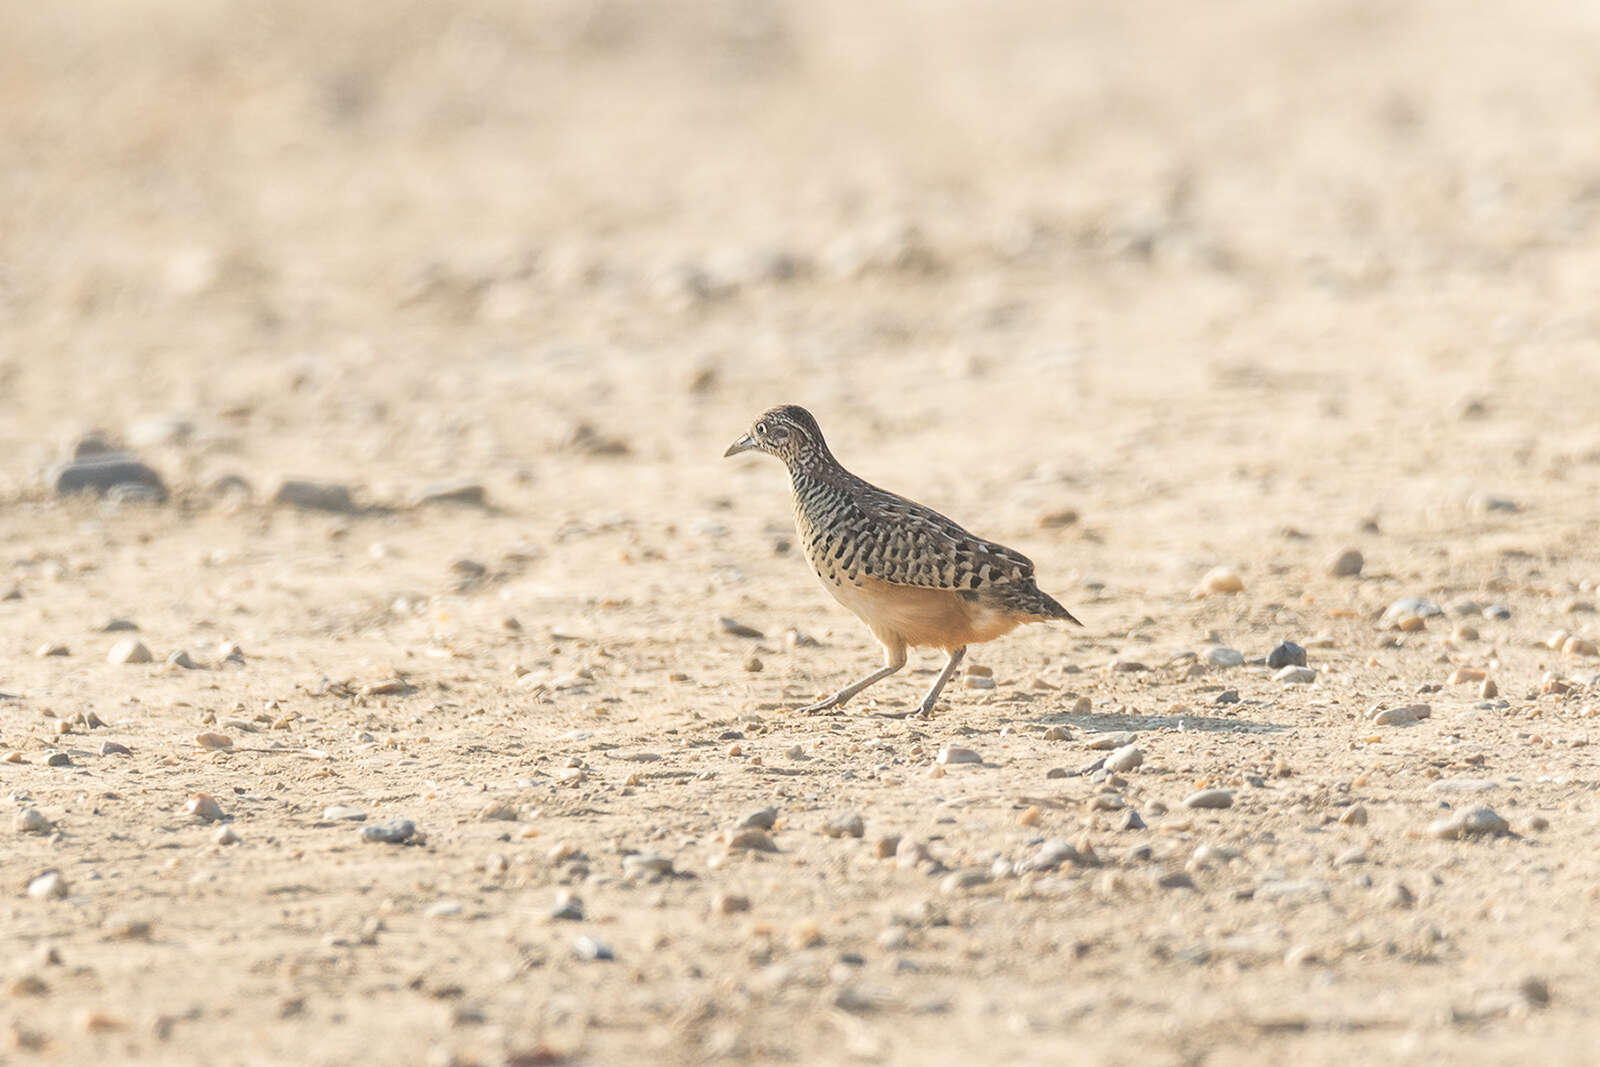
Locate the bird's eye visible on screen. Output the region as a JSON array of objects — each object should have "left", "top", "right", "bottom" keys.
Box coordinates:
[{"left": 756, "top": 421, "right": 768, "bottom": 436}]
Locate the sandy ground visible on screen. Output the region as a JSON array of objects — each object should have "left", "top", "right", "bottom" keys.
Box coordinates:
[{"left": 5, "top": 1, "right": 1600, "bottom": 1064}]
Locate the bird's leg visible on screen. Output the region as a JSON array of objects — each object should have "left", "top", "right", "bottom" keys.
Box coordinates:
[
  {"left": 799, "top": 641, "right": 906, "bottom": 714},
  {"left": 913, "top": 646, "right": 966, "bottom": 718}
]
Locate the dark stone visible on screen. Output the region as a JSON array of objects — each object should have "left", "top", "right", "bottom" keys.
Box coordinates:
[
  {"left": 273, "top": 480, "right": 357, "bottom": 513},
  {"left": 53, "top": 455, "right": 168, "bottom": 502},
  {"left": 1266, "top": 641, "right": 1307, "bottom": 669}
]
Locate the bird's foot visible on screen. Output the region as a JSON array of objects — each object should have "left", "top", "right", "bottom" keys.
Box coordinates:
[
  {"left": 797, "top": 696, "right": 847, "bottom": 715},
  {"left": 912, "top": 703, "right": 939, "bottom": 720}
]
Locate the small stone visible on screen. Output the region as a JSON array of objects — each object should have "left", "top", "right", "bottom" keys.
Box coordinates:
[
  {"left": 743, "top": 656, "right": 763, "bottom": 673},
  {"left": 101, "top": 618, "right": 140, "bottom": 632},
  {"left": 1090, "top": 793, "right": 1125, "bottom": 811},
  {"left": 1372, "top": 704, "right": 1430, "bottom": 726},
  {"left": 360, "top": 818, "right": 416, "bottom": 844},
  {"left": 738, "top": 807, "right": 778, "bottom": 830},
  {"left": 35, "top": 643, "right": 69, "bottom": 658},
  {"left": 1334, "top": 846, "right": 1367, "bottom": 866},
  {"left": 45, "top": 752, "right": 71, "bottom": 767},
  {"left": 622, "top": 852, "right": 675, "bottom": 878},
  {"left": 185, "top": 794, "right": 224, "bottom": 822},
  {"left": 1326, "top": 548, "right": 1364, "bottom": 578},
  {"left": 937, "top": 745, "right": 982, "bottom": 765},
  {"left": 712, "top": 893, "right": 751, "bottom": 916},
  {"left": 14, "top": 808, "right": 52, "bottom": 834},
  {"left": 1448, "top": 667, "right": 1487, "bottom": 684},
  {"left": 1156, "top": 870, "right": 1196, "bottom": 890},
  {"left": 964, "top": 674, "right": 997, "bottom": 689},
  {"left": 1104, "top": 745, "right": 1144, "bottom": 773},
  {"left": 719, "top": 617, "right": 764, "bottom": 639},
  {"left": 212, "top": 825, "right": 240, "bottom": 846},
  {"left": 1564, "top": 636, "right": 1598, "bottom": 657},
  {"left": 27, "top": 870, "right": 68, "bottom": 900},
  {"left": 895, "top": 837, "right": 931, "bottom": 868},
  {"left": 54, "top": 455, "right": 167, "bottom": 501},
  {"left": 1273, "top": 666, "right": 1317, "bottom": 684},
  {"left": 166, "top": 650, "right": 201, "bottom": 670},
  {"left": 1380, "top": 597, "right": 1442, "bottom": 629},
  {"left": 99, "top": 741, "right": 131, "bottom": 756},
  {"left": 1480, "top": 679, "right": 1499, "bottom": 699},
  {"left": 1469, "top": 492, "right": 1519, "bottom": 514},
  {"left": 1028, "top": 839, "right": 1083, "bottom": 871},
  {"left": 1214, "top": 689, "right": 1240, "bottom": 705},
  {"left": 194, "top": 731, "right": 233, "bottom": 750},
  {"left": 1266, "top": 641, "right": 1307, "bottom": 669},
  {"left": 727, "top": 828, "right": 778, "bottom": 852},
  {"left": 322, "top": 805, "right": 367, "bottom": 822},
  {"left": 1339, "top": 804, "right": 1368, "bottom": 827},
  {"left": 272, "top": 479, "right": 357, "bottom": 513},
  {"left": 939, "top": 868, "right": 989, "bottom": 895},
  {"left": 1183, "top": 789, "right": 1234, "bottom": 810},
  {"left": 1119, "top": 809, "right": 1146, "bottom": 831},
  {"left": 874, "top": 835, "right": 901, "bottom": 859},
  {"left": 1483, "top": 604, "right": 1512, "bottom": 620},
  {"left": 549, "top": 891, "right": 585, "bottom": 921},
  {"left": 1429, "top": 806, "right": 1511, "bottom": 840},
  {"left": 1385, "top": 882, "right": 1416, "bottom": 909},
  {"left": 572, "top": 936, "right": 614, "bottom": 962},
  {"left": 822, "top": 812, "right": 865, "bottom": 839},
  {"left": 785, "top": 744, "right": 806, "bottom": 760},
  {"left": 1106, "top": 659, "right": 1147, "bottom": 673},
  {"left": 108, "top": 639, "right": 152, "bottom": 665},
  {"left": 1206, "top": 647, "right": 1245, "bottom": 668},
  {"left": 1042, "top": 726, "right": 1070, "bottom": 741},
  {"left": 478, "top": 802, "right": 519, "bottom": 822},
  {"left": 1195, "top": 566, "right": 1244, "bottom": 597},
  {"left": 417, "top": 480, "right": 488, "bottom": 508},
  {"left": 1528, "top": 815, "right": 1551, "bottom": 832},
  {"left": 1453, "top": 624, "right": 1480, "bottom": 643},
  {"left": 1085, "top": 732, "right": 1136, "bottom": 751},
  {"left": 1045, "top": 767, "right": 1068, "bottom": 779}
]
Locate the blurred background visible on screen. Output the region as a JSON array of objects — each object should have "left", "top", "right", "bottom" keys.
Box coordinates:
[{"left": 3, "top": 0, "right": 1599, "bottom": 543}]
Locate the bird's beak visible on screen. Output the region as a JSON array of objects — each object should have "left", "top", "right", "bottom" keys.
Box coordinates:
[{"left": 723, "top": 432, "right": 756, "bottom": 458}]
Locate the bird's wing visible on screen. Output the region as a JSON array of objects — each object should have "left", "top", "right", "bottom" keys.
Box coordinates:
[{"left": 849, "top": 485, "right": 1036, "bottom": 591}]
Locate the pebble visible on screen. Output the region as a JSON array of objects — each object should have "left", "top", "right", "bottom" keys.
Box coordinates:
[
  {"left": 167, "top": 650, "right": 201, "bottom": 670},
  {"left": 1274, "top": 666, "right": 1317, "bottom": 684},
  {"left": 1085, "top": 732, "right": 1136, "bottom": 751},
  {"left": 194, "top": 731, "right": 233, "bottom": 750},
  {"left": 99, "top": 741, "right": 131, "bottom": 756},
  {"left": 1214, "top": 689, "right": 1240, "bottom": 705},
  {"left": 322, "top": 805, "right": 368, "bottom": 822},
  {"left": 1104, "top": 745, "right": 1144, "bottom": 773},
  {"left": 1183, "top": 789, "right": 1235, "bottom": 810},
  {"left": 1255, "top": 878, "right": 1330, "bottom": 901},
  {"left": 1119, "top": 809, "right": 1147, "bottom": 831},
  {"left": 939, "top": 869, "right": 989, "bottom": 895},
  {"left": 738, "top": 807, "right": 778, "bottom": 830},
  {"left": 1027, "top": 839, "right": 1083, "bottom": 871},
  {"left": 1042, "top": 726, "right": 1070, "bottom": 741},
  {"left": 1091, "top": 793, "right": 1125, "bottom": 811},
  {"left": 874, "top": 835, "right": 901, "bottom": 859},
  {"left": 272, "top": 479, "right": 357, "bottom": 513},
  {"left": 1339, "top": 805, "right": 1369, "bottom": 827},
  {"left": 549, "top": 892, "right": 584, "bottom": 921},
  {"left": 54, "top": 454, "right": 168, "bottom": 501},
  {"left": 1372, "top": 704, "right": 1430, "bottom": 726},
  {"left": 101, "top": 618, "right": 140, "bottom": 632},
  {"left": 27, "top": 870, "right": 68, "bottom": 900},
  {"left": 360, "top": 818, "right": 416, "bottom": 844},
  {"left": 35, "top": 643, "right": 68, "bottom": 658},
  {"left": 1427, "top": 778, "right": 1498, "bottom": 794},
  {"left": 1191, "top": 843, "right": 1238, "bottom": 865},
  {"left": 185, "top": 794, "right": 224, "bottom": 822},
  {"left": 1480, "top": 679, "right": 1500, "bottom": 699},
  {"left": 1334, "top": 846, "right": 1367, "bottom": 866},
  {"left": 572, "top": 936, "right": 614, "bottom": 962},
  {"left": 1266, "top": 641, "right": 1307, "bottom": 669},
  {"left": 1156, "top": 870, "right": 1196, "bottom": 890},
  {"left": 713, "top": 893, "right": 751, "bottom": 916},
  {"left": 1205, "top": 647, "right": 1244, "bottom": 668},
  {"left": 743, "top": 656, "right": 764, "bottom": 673},
  {"left": 1448, "top": 668, "right": 1486, "bottom": 684},
  {"left": 14, "top": 808, "right": 52, "bottom": 834},
  {"left": 727, "top": 828, "right": 778, "bottom": 852},
  {"left": 1195, "top": 566, "right": 1244, "bottom": 596},
  {"left": 621, "top": 852, "right": 675, "bottom": 878},
  {"left": 964, "top": 674, "right": 997, "bottom": 689},
  {"left": 822, "top": 812, "right": 865, "bottom": 838},
  {"left": 719, "top": 617, "right": 764, "bottom": 639},
  {"left": 1379, "top": 597, "right": 1442, "bottom": 629},
  {"left": 45, "top": 752, "right": 72, "bottom": 767},
  {"left": 937, "top": 745, "right": 982, "bottom": 765},
  {"left": 1565, "top": 636, "right": 1599, "bottom": 657},
  {"left": 1326, "top": 548, "right": 1364, "bottom": 578},
  {"left": 478, "top": 802, "right": 518, "bottom": 822},
  {"left": 416, "top": 480, "right": 488, "bottom": 508},
  {"left": 1483, "top": 604, "right": 1512, "bottom": 620},
  {"left": 108, "top": 639, "right": 153, "bottom": 665},
  {"left": 1429, "top": 806, "right": 1511, "bottom": 840},
  {"left": 213, "top": 825, "right": 240, "bottom": 846},
  {"left": 895, "top": 837, "right": 931, "bottom": 869}
]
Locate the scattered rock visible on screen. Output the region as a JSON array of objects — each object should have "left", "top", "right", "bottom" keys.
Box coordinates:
[
  {"left": 1183, "top": 789, "right": 1234, "bottom": 810},
  {"left": 360, "top": 818, "right": 417, "bottom": 844},
  {"left": 1104, "top": 745, "right": 1144, "bottom": 773},
  {"left": 1266, "top": 641, "right": 1307, "bottom": 669},
  {"left": 1027, "top": 839, "right": 1083, "bottom": 871},
  {"left": 35, "top": 643, "right": 68, "bottom": 658},
  {"left": 1214, "top": 689, "right": 1240, "bottom": 705},
  {"left": 417, "top": 480, "right": 488, "bottom": 508},
  {"left": 14, "top": 808, "right": 52, "bottom": 834},
  {"left": 213, "top": 825, "right": 240, "bottom": 846},
  {"left": 1372, "top": 704, "right": 1430, "bottom": 726},
  {"left": 1156, "top": 870, "right": 1196, "bottom": 890},
  {"left": 937, "top": 745, "right": 982, "bottom": 765},
  {"left": 1042, "top": 726, "right": 1070, "bottom": 741},
  {"left": 572, "top": 936, "right": 615, "bottom": 961},
  {"left": 99, "top": 741, "right": 131, "bottom": 756},
  {"left": 1119, "top": 809, "right": 1147, "bottom": 831},
  {"left": 1339, "top": 805, "right": 1368, "bottom": 827},
  {"left": 1326, "top": 548, "right": 1364, "bottom": 578},
  {"left": 193, "top": 731, "right": 234, "bottom": 750},
  {"left": 1206, "top": 647, "right": 1245, "bottom": 668},
  {"left": 737, "top": 807, "right": 778, "bottom": 831},
  {"left": 54, "top": 454, "right": 168, "bottom": 501},
  {"left": 1379, "top": 597, "right": 1442, "bottom": 630},
  {"left": 322, "top": 805, "right": 368, "bottom": 822},
  {"left": 550, "top": 891, "right": 584, "bottom": 921},
  {"left": 27, "top": 870, "right": 68, "bottom": 900},
  {"left": 1429, "top": 806, "right": 1512, "bottom": 840},
  {"left": 712, "top": 893, "right": 750, "bottom": 916},
  {"left": 939, "top": 868, "right": 989, "bottom": 895},
  {"left": 107, "top": 639, "right": 152, "bottom": 665},
  {"left": 1194, "top": 566, "right": 1244, "bottom": 597},
  {"left": 727, "top": 828, "right": 778, "bottom": 852},
  {"left": 1085, "top": 732, "right": 1136, "bottom": 751},
  {"left": 622, "top": 853, "right": 675, "bottom": 879},
  {"left": 166, "top": 650, "right": 202, "bottom": 670},
  {"left": 822, "top": 812, "right": 865, "bottom": 838},
  {"left": 45, "top": 752, "right": 71, "bottom": 768},
  {"left": 272, "top": 479, "right": 357, "bottom": 513},
  {"left": 1273, "top": 666, "right": 1317, "bottom": 684},
  {"left": 185, "top": 794, "right": 224, "bottom": 822},
  {"left": 719, "top": 617, "right": 764, "bottom": 639}
]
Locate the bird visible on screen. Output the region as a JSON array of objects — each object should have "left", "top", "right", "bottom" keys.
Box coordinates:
[{"left": 724, "top": 404, "right": 1080, "bottom": 717}]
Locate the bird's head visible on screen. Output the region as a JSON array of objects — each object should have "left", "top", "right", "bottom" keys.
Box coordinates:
[{"left": 723, "top": 405, "right": 830, "bottom": 467}]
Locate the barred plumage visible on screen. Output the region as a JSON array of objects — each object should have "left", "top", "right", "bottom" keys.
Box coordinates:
[{"left": 725, "top": 405, "right": 1081, "bottom": 716}]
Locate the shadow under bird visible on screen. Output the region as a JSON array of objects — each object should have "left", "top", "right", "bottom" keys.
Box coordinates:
[{"left": 724, "top": 405, "right": 1081, "bottom": 717}]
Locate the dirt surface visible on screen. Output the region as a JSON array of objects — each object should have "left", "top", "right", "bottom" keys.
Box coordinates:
[{"left": 5, "top": 2, "right": 1600, "bottom": 1064}]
